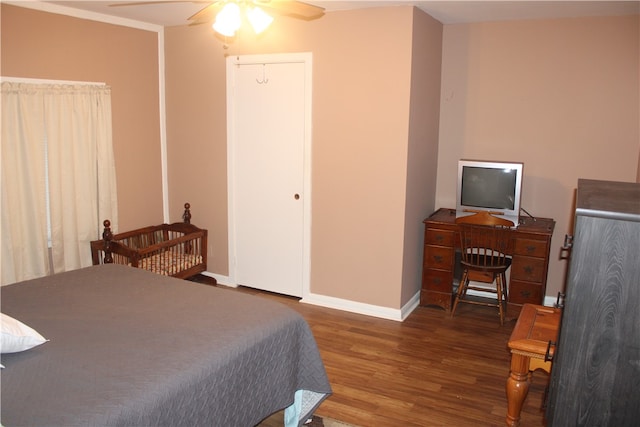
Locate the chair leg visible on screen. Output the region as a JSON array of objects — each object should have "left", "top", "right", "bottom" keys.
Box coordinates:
[
  {"left": 451, "top": 270, "right": 469, "bottom": 318},
  {"left": 496, "top": 273, "right": 505, "bottom": 326},
  {"left": 502, "top": 273, "right": 509, "bottom": 314}
]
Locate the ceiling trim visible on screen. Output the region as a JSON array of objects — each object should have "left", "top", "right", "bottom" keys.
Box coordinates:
[{"left": 4, "top": 1, "right": 163, "bottom": 32}]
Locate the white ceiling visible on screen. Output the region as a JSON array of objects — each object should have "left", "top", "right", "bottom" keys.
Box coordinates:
[{"left": 34, "top": 1, "right": 640, "bottom": 27}]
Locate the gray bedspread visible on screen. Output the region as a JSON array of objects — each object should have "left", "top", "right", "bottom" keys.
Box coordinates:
[{"left": 1, "top": 264, "right": 331, "bottom": 426}]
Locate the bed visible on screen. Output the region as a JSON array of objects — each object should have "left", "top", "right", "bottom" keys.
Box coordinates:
[
  {"left": 0, "top": 264, "right": 332, "bottom": 426},
  {"left": 90, "top": 203, "right": 207, "bottom": 279}
]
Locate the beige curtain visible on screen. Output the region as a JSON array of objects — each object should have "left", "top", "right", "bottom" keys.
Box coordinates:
[
  {"left": 1, "top": 83, "right": 50, "bottom": 284},
  {"left": 1, "top": 82, "right": 118, "bottom": 285}
]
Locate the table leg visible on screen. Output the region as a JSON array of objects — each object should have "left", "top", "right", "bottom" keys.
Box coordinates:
[{"left": 505, "top": 353, "right": 531, "bottom": 427}]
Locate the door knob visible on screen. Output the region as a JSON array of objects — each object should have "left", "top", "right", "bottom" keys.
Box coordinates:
[{"left": 294, "top": 194, "right": 300, "bottom": 200}]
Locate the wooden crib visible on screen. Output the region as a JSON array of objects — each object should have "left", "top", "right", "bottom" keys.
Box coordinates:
[{"left": 90, "top": 203, "right": 207, "bottom": 279}]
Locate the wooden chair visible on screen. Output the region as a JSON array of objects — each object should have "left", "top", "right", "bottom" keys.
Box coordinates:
[{"left": 452, "top": 211, "right": 514, "bottom": 325}]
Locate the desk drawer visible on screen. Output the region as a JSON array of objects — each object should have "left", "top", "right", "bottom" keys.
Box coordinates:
[
  {"left": 509, "top": 280, "right": 543, "bottom": 304},
  {"left": 423, "top": 269, "right": 453, "bottom": 293},
  {"left": 511, "top": 256, "right": 546, "bottom": 282},
  {"left": 424, "top": 246, "right": 454, "bottom": 269},
  {"left": 513, "top": 238, "right": 548, "bottom": 258},
  {"left": 425, "top": 229, "right": 456, "bottom": 246}
]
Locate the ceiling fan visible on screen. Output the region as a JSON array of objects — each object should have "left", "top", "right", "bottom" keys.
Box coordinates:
[{"left": 110, "top": 1, "right": 325, "bottom": 36}]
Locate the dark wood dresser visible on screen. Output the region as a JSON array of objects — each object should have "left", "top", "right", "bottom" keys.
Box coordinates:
[
  {"left": 421, "top": 208, "right": 555, "bottom": 317},
  {"left": 546, "top": 179, "right": 640, "bottom": 425}
]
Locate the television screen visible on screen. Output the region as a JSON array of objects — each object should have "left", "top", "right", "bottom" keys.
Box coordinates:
[
  {"left": 456, "top": 160, "right": 524, "bottom": 223},
  {"left": 461, "top": 166, "right": 517, "bottom": 210}
]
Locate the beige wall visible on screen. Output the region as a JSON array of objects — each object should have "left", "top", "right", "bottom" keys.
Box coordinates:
[
  {"left": 309, "top": 8, "right": 413, "bottom": 308},
  {"left": 1, "top": 4, "right": 163, "bottom": 231},
  {"left": 164, "top": 21, "right": 230, "bottom": 273},
  {"left": 166, "top": 7, "right": 437, "bottom": 309},
  {"left": 401, "top": 11, "right": 442, "bottom": 306},
  {"left": 436, "top": 15, "right": 640, "bottom": 299}
]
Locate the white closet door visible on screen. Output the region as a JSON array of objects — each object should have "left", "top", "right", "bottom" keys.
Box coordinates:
[{"left": 227, "top": 54, "right": 310, "bottom": 297}]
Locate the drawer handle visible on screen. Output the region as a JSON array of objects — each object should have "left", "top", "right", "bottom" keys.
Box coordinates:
[
  {"left": 435, "top": 235, "right": 444, "bottom": 243},
  {"left": 433, "top": 255, "right": 443, "bottom": 263},
  {"left": 526, "top": 245, "right": 536, "bottom": 254},
  {"left": 433, "top": 277, "right": 442, "bottom": 284},
  {"left": 520, "top": 290, "right": 531, "bottom": 298},
  {"left": 523, "top": 265, "right": 534, "bottom": 275},
  {"left": 545, "top": 340, "right": 556, "bottom": 362}
]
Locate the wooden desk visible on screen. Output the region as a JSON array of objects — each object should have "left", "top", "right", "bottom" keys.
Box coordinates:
[
  {"left": 506, "top": 304, "right": 561, "bottom": 427},
  {"left": 421, "top": 208, "right": 555, "bottom": 317}
]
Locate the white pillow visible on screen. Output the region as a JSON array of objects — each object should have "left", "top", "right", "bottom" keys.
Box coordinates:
[{"left": 1, "top": 312, "right": 48, "bottom": 354}]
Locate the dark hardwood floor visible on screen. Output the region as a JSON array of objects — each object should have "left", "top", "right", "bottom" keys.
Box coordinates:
[{"left": 229, "top": 286, "right": 548, "bottom": 427}]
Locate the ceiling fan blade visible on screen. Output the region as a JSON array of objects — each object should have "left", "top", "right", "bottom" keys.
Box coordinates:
[
  {"left": 187, "top": 2, "right": 223, "bottom": 25},
  {"left": 256, "top": 0, "right": 324, "bottom": 20},
  {"left": 109, "top": 1, "right": 210, "bottom": 7},
  {"left": 110, "top": 0, "right": 324, "bottom": 25}
]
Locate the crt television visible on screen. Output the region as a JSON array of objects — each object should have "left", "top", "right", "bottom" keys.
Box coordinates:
[{"left": 456, "top": 159, "right": 524, "bottom": 224}]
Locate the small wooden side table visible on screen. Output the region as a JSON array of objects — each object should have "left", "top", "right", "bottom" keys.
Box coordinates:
[{"left": 506, "top": 304, "right": 561, "bottom": 427}]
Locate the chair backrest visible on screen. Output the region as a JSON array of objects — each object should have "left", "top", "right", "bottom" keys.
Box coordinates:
[{"left": 456, "top": 212, "right": 513, "bottom": 270}]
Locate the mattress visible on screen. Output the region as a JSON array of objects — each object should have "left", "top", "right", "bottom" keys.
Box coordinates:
[
  {"left": 0, "top": 264, "right": 331, "bottom": 426},
  {"left": 136, "top": 251, "right": 203, "bottom": 276}
]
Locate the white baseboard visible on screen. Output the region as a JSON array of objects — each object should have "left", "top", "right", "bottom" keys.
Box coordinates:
[
  {"left": 205, "top": 270, "right": 421, "bottom": 321},
  {"left": 543, "top": 294, "right": 558, "bottom": 307},
  {"left": 208, "top": 271, "right": 558, "bottom": 320},
  {"left": 301, "top": 291, "right": 421, "bottom": 322},
  {"left": 204, "top": 272, "right": 236, "bottom": 287},
  {"left": 466, "top": 287, "right": 558, "bottom": 307}
]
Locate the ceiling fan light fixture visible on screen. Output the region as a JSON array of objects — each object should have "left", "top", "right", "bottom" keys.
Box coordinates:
[
  {"left": 246, "top": 6, "right": 273, "bottom": 34},
  {"left": 212, "top": 2, "right": 241, "bottom": 37}
]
